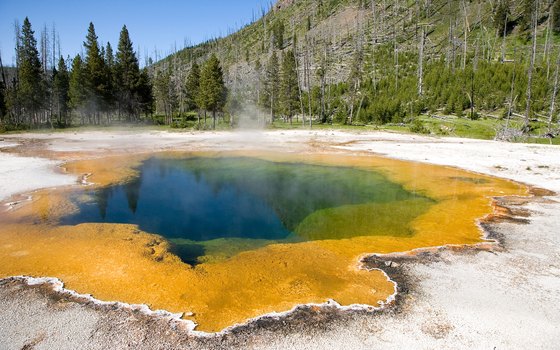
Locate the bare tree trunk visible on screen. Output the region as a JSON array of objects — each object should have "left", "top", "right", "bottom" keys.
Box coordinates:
[
  {"left": 270, "top": 86, "right": 274, "bottom": 124},
  {"left": 461, "top": 0, "right": 469, "bottom": 70},
  {"left": 371, "top": 0, "right": 378, "bottom": 90},
  {"left": 320, "top": 43, "right": 328, "bottom": 123},
  {"left": 381, "top": 0, "right": 386, "bottom": 36},
  {"left": 306, "top": 37, "right": 312, "bottom": 128},
  {"left": 52, "top": 23, "right": 56, "bottom": 71},
  {"left": 418, "top": 25, "right": 425, "bottom": 96},
  {"left": 395, "top": 44, "right": 399, "bottom": 89},
  {"left": 506, "top": 69, "right": 516, "bottom": 130},
  {"left": 501, "top": 9, "right": 508, "bottom": 63},
  {"left": 393, "top": 1, "right": 399, "bottom": 88},
  {"left": 549, "top": 47, "right": 560, "bottom": 133},
  {"left": 545, "top": 1, "right": 553, "bottom": 79},
  {"left": 447, "top": 0, "right": 453, "bottom": 69},
  {"left": 212, "top": 109, "right": 216, "bottom": 130},
  {"left": 452, "top": 18, "right": 457, "bottom": 71},
  {"left": 292, "top": 33, "right": 305, "bottom": 126},
  {"left": 356, "top": 95, "right": 365, "bottom": 124},
  {"left": 524, "top": 0, "right": 539, "bottom": 132},
  {"left": 470, "top": 69, "right": 475, "bottom": 118}
]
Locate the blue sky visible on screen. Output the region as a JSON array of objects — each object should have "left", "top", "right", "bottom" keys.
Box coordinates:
[{"left": 0, "top": 0, "right": 271, "bottom": 66}]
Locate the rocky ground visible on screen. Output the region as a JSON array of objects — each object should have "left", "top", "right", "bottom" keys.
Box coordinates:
[{"left": 0, "top": 129, "right": 559, "bottom": 349}]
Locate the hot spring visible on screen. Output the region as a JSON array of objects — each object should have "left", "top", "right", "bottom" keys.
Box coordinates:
[
  {"left": 61, "top": 157, "right": 434, "bottom": 265},
  {"left": 0, "top": 152, "right": 528, "bottom": 332}
]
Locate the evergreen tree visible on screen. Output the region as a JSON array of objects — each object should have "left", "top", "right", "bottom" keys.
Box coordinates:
[
  {"left": 154, "top": 67, "right": 175, "bottom": 125},
  {"left": 262, "top": 51, "right": 280, "bottom": 122},
  {"left": 69, "top": 54, "right": 87, "bottom": 123},
  {"left": 137, "top": 67, "right": 154, "bottom": 118},
  {"left": 83, "top": 22, "right": 106, "bottom": 123},
  {"left": 17, "top": 17, "right": 46, "bottom": 125},
  {"left": 53, "top": 56, "right": 70, "bottom": 126},
  {"left": 198, "top": 54, "right": 227, "bottom": 129},
  {"left": 185, "top": 62, "right": 200, "bottom": 112},
  {"left": 115, "top": 25, "right": 141, "bottom": 120},
  {"left": 0, "top": 76, "right": 6, "bottom": 120},
  {"left": 103, "top": 42, "right": 115, "bottom": 115},
  {"left": 279, "top": 50, "right": 300, "bottom": 123},
  {"left": 273, "top": 20, "right": 285, "bottom": 50},
  {"left": 105, "top": 42, "right": 115, "bottom": 68}
]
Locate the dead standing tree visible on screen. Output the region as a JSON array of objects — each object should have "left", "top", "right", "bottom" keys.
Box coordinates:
[
  {"left": 548, "top": 46, "right": 560, "bottom": 134},
  {"left": 347, "top": 8, "right": 365, "bottom": 125},
  {"left": 524, "top": 0, "right": 539, "bottom": 133},
  {"left": 418, "top": 24, "right": 427, "bottom": 97}
]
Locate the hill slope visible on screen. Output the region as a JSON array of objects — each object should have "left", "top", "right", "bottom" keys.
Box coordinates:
[{"left": 152, "top": 0, "right": 560, "bottom": 137}]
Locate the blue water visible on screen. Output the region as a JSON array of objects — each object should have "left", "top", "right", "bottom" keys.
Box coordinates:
[{"left": 60, "top": 156, "right": 428, "bottom": 264}]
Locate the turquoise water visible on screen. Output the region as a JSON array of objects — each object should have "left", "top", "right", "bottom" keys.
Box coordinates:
[{"left": 61, "top": 157, "right": 432, "bottom": 264}]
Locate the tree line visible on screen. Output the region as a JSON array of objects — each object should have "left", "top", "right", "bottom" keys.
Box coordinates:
[
  {"left": 4, "top": 1, "right": 560, "bottom": 138},
  {"left": 153, "top": 53, "right": 227, "bottom": 129},
  {"left": 259, "top": 49, "right": 300, "bottom": 125},
  {"left": 0, "top": 17, "right": 153, "bottom": 129}
]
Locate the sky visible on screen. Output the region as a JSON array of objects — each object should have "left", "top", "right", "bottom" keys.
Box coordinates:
[{"left": 0, "top": 0, "right": 272, "bottom": 67}]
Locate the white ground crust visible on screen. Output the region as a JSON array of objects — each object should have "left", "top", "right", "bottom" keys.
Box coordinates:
[
  {"left": 0, "top": 130, "right": 559, "bottom": 349},
  {"left": 0, "top": 141, "right": 75, "bottom": 202}
]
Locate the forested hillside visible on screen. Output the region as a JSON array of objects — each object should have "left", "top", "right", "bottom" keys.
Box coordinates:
[
  {"left": 151, "top": 0, "right": 560, "bottom": 139},
  {"left": 1, "top": 0, "right": 559, "bottom": 141}
]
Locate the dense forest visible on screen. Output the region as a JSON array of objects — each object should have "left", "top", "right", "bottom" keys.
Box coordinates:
[
  {"left": 0, "top": 18, "right": 154, "bottom": 128},
  {"left": 1, "top": 0, "right": 560, "bottom": 141},
  {"left": 0, "top": 18, "right": 227, "bottom": 130}
]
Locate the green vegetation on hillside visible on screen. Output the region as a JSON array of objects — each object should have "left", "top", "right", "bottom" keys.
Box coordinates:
[
  {"left": 149, "top": 0, "right": 560, "bottom": 142},
  {"left": 1, "top": 1, "right": 560, "bottom": 143}
]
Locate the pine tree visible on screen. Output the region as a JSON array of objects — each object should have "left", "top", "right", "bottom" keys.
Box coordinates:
[
  {"left": 198, "top": 54, "right": 227, "bottom": 129},
  {"left": 154, "top": 67, "right": 175, "bottom": 125},
  {"left": 83, "top": 22, "right": 106, "bottom": 123},
  {"left": 69, "top": 54, "right": 87, "bottom": 123},
  {"left": 137, "top": 68, "right": 154, "bottom": 119},
  {"left": 53, "top": 56, "right": 70, "bottom": 126},
  {"left": 17, "top": 17, "right": 46, "bottom": 126},
  {"left": 185, "top": 62, "right": 200, "bottom": 112},
  {"left": 103, "top": 42, "right": 115, "bottom": 116},
  {"left": 273, "top": 20, "right": 285, "bottom": 50},
  {"left": 262, "top": 51, "right": 280, "bottom": 122},
  {"left": 105, "top": 42, "right": 115, "bottom": 68},
  {"left": 115, "top": 25, "right": 141, "bottom": 120},
  {"left": 279, "top": 50, "right": 300, "bottom": 123}
]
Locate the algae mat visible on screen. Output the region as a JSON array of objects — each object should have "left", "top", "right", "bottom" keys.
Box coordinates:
[{"left": 0, "top": 151, "right": 528, "bottom": 332}]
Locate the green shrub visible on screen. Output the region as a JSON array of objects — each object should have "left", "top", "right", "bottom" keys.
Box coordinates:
[{"left": 409, "top": 119, "right": 430, "bottom": 134}]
